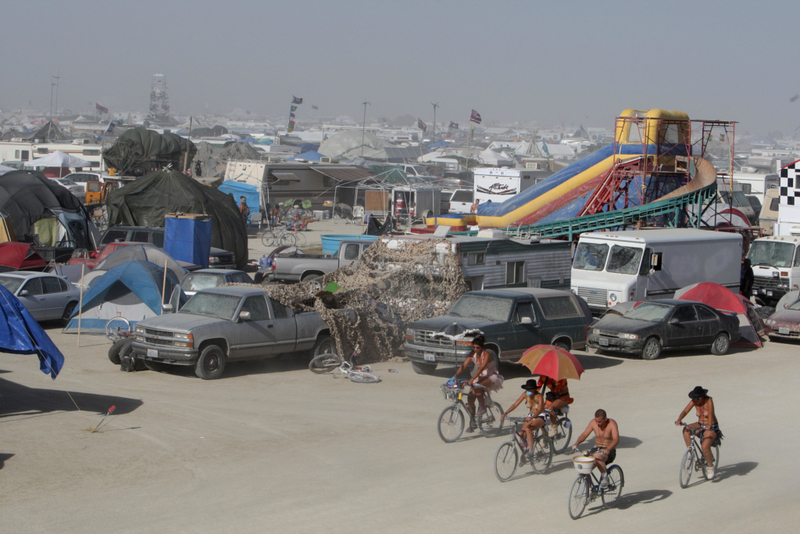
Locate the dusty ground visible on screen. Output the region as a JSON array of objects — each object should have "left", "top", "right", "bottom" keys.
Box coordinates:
[{"left": 2, "top": 323, "right": 798, "bottom": 533}]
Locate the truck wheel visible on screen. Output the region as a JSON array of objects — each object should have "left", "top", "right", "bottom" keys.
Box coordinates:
[
  {"left": 302, "top": 274, "right": 323, "bottom": 293},
  {"left": 312, "top": 335, "right": 337, "bottom": 359},
  {"left": 412, "top": 361, "right": 437, "bottom": 375},
  {"left": 554, "top": 340, "right": 570, "bottom": 351},
  {"left": 195, "top": 344, "right": 226, "bottom": 380},
  {"left": 710, "top": 333, "right": 730, "bottom": 355},
  {"left": 641, "top": 337, "right": 662, "bottom": 360},
  {"left": 108, "top": 338, "right": 129, "bottom": 365}
]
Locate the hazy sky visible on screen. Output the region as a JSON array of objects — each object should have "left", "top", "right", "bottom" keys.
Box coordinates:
[{"left": 2, "top": 0, "right": 799, "bottom": 135}]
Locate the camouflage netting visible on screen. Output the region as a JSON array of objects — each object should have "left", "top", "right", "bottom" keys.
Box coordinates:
[
  {"left": 193, "top": 141, "right": 264, "bottom": 179},
  {"left": 264, "top": 239, "right": 468, "bottom": 362}
]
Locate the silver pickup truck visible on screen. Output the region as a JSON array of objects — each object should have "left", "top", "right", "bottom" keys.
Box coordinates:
[
  {"left": 271, "top": 240, "right": 373, "bottom": 283},
  {"left": 131, "top": 286, "right": 350, "bottom": 379}
]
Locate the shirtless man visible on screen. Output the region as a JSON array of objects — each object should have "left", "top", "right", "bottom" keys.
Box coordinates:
[
  {"left": 675, "top": 386, "right": 721, "bottom": 479},
  {"left": 500, "top": 379, "right": 547, "bottom": 458},
  {"left": 571, "top": 409, "right": 619, "bottom": 487}
]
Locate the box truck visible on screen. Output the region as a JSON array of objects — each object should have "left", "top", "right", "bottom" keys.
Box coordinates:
[
  {"left": 746, "top": 234, "right": 800, "bottom": 305},
  {"left": 571, "top": 229, "right": 742, "bottom": 313}
]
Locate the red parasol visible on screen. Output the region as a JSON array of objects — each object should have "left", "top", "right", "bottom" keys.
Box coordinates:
[{"left": 518, "top": 344, "right": 585, "bottom": 380}]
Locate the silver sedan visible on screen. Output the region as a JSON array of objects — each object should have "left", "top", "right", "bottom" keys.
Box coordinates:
[{"left": 0, "top": 271, "right": 81, "bottom": 322}]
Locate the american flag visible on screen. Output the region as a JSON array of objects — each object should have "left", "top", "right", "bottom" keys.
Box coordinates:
[
  {"left": 470, "top": 109, "right": 481, "bottom": 124},
  {"left": 418, "top": 118, "right": 427, "bottom": 131}
]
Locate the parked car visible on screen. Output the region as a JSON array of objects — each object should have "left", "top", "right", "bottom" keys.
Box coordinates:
[
  {"left": 100, "top": 226, "right": 236, "bottom": 269},
  {"left": 587, "top": 299, "right": 740, "bottom": 360},
  {"left": 0, "top": 271, "right": 80, "bottom": 322},
  {"left": 404, "top": 288, "right": 592, "bottom": 374},
  {"left": 180, "top": 269, "right": 253, "bottom": 297},
  {"left": 50, "top": 178, "right": 86, "bottom": 197},
  {"left": 764, "top": 297, "right": 800, "bottom": 341}
]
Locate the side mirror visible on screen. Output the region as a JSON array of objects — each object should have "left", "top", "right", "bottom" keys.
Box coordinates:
[
  {"left": 668, "top": 317, "right": 680, "bottom": 325},
  {"left": 519, "top": 316, "right": 532, "bottom": 324},
  {"left": 19, "top": 290, "right": 29, "bottom": 297},
  {"left": 238, "top": 311, "right": 251, "bottom": 321},
  {"left": 161, "top": 303, "right": 174, "bottom": 312}
]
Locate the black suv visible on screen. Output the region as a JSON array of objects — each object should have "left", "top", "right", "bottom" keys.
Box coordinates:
[{"left": 100, "top": 226, "right": 236, "bottom": 269}]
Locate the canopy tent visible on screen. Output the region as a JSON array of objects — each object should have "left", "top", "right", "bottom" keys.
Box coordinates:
[
  {"left": 675, "top": 282, "right": 765, "bottom": 347},
  {"left": 0, "top": 170, "right": 98, "bottom": 252},
  {"left": 0, "top": 284, "right": 64, "bottom": 378},
  {"left": 217, "top": 181, "right": 259, "bottom": 223},
  {"left": 106, "top": 169, "right": 247, "bottom": 269},
  {"left": 23, "top": 150, "right": 91, "bottom": 169},
  {"left": 64, "top": 260, "right": 185, "bottom": 334},
  {"left": 0, "top": 242, "right": 47, "bottom": 272},
  {"left": 102, "top": 127, "right": 197, "bottom": 175}
]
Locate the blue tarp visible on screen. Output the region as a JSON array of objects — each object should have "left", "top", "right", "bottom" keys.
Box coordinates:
[
  {"left": 165, "top": 217, "right": 212, "bottom": 268},
  {"left": 289, "top": 150, "right": 324, "bottom": 162},
  {"left": 0, "top": 284, "right": 64, "bottom": 379},
  {"left": 298, "top": 143, "right": 320, "bottom": 153},
  {"left": 218, "top": 181, "right": 260, "bottom": 223}
]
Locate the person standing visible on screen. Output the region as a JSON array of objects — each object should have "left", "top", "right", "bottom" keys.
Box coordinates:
[
  {"left": 239, "top": 196, "right": 250, "bottom": 225},
  {"left": 470, "top": 198, "right": 480, "bottom": 214},
  {"left": 740, "top": 258, "right": 754, "bottom": 299}
]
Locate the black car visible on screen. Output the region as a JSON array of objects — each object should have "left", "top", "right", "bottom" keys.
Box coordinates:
[
  {"left": 100, "top": 226, "right": 236, "bottom": 269},
  {"left": 587, "top": 299, "right": 740, "bottom": 360}
]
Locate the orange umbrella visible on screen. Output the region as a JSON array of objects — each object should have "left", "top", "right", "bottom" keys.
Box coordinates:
[{"left": 518, "top": 344, "right": 584, "bottom": 380}]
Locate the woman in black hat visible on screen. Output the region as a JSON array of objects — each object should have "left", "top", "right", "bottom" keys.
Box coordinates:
[
  {"left": 675, "top": 386, "right": 722, "bottom": 479},
  {"left": 500, "top": 378, "right": 547, "bottom": 458}
]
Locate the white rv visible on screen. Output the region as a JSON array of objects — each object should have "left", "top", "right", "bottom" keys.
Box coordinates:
[
  {"left": 472, "top": 167, "right": 541, "bottom": 204},
  {"left": 571, "top": 229, "right": 742, "bottom": 313}
]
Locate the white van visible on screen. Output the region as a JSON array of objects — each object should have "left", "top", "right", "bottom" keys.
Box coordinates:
[
  {"left": 746, "top": 234, "right": 800, "bottom": 305},
  {"left": 571, "top": 229, "right": 742, "bottom": 313}
]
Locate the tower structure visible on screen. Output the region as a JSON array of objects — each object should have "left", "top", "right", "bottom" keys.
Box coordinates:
[{"left": 148, "top": 74, "right": 170, "bottom": 122}]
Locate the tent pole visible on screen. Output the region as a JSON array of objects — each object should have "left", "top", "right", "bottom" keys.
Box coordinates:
[
  {"left": 161, "top": 259, "right": 168, "bottom": 315},
  {"left": 77, "top": 264, "right": 84, "bottom": 347}
]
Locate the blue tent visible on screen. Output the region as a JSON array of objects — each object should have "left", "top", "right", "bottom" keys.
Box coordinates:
[
  {"left": 218, "top": 181, "right": 260, "bottom": 223},
  {"left": 289, "top": 150, "right": 324, "bottom": 162},
  {"left": 0, "top": 284, "right": 64, "bottom": 378},
  {"left": 298, "top": 142, "right": 320, "bottom": 153},
  {"left": 64, "top": 260, "right": 184, "bottom": 335}
]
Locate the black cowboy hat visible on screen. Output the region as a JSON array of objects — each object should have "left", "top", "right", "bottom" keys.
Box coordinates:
[
  {"left": 521, "top": 379, "right": 538, "bottom": 390},
  {"left": 688, "top": 386, "right": 708, "bottom": 399}
]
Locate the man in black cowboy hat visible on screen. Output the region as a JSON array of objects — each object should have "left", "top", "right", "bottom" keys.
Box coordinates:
[
  {"left": 500, "top": 379, "right": 547, "bottom": 459},
  {"left": 676, "top": 386, "right": 722, "bottom": 480}
]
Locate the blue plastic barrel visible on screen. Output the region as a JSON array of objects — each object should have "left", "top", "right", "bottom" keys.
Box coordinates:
[{"left": 320, "top": 234, "right": 379, "bottom": 254}]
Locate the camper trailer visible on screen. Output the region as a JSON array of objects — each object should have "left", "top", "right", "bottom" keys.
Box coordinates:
[{"left": 472, "top": 167, "right": 540, "bottom": 204}]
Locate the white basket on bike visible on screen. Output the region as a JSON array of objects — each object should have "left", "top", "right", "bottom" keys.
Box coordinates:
[{"left": 572, "top": 456, "right": 595, "bottom": 474}]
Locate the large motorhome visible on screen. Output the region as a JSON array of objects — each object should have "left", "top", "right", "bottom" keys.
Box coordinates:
[
  {"left": 472, "top": 167, "right": 543, "bottom": 204},
  {"left": 0, "top": 138, "right": 104, "bottom": 170}
]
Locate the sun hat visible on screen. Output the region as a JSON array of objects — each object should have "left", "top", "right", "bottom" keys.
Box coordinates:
[
  {"left": 521, "top": 379, "right": 538, "bottom": 390},
  {"left": 688, "top": 386, "right": 708, "bottom": 399}
]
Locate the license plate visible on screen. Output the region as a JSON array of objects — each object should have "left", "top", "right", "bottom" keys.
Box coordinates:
[
  {"left": 424, "top": 352, "right": 436, "bottom": 362},
  {"left": 147, "top": 348, "right": 158, "bottom": 358},
  {"left": 599, "top": 338, "right": 609, "bottom": 346},
  {"left": 779, "top": 328, "right": 790, "bottom": 335}
]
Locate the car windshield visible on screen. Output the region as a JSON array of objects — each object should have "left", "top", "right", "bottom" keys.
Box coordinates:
[
  {"left": 748, "top": 241, "right": 795, "bottom": 268},
  {"left": 788, "top": 300, "right": 800, "bottom": 311},
  {"left": 60, "top": 179, "right": 78, "bottom": 186},
  {"left": 606, "top": 245, "right": 644, "bottom": 274},
  {"left": 182, "top": 273, "right": 224, "bottom": 292},
  {"left": 180, "top": 292, "right": 241, "bottom": 320},
  {"left": 622, "top": 302, "right": 673, "bottom": 322},
  {"left": 449, "top": 295, "right": 513, "bottom": 322},
  {"left": 0, "top": 276, "right": 24, "bottom": 293},
  {"left": 573, "top": 242, "right": 609, "bottom": 271}
]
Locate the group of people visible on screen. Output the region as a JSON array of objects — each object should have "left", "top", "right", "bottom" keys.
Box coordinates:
[{"left": 453, "top": 336, "right": 721, "bottom": 482}]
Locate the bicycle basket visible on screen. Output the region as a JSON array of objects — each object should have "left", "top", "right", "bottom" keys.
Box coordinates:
[
  {"left": 440, "top": 384, "right": 461, "bottom": 400},
  {"left": 572, "top": 456, "right": 595, "bottom": 474}
]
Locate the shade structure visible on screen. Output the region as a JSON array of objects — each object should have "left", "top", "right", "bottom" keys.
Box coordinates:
[
  {"left": 23, "top": 150, "right": 91, "bottom": 169},
  {"left": 518, "top": 344, "right": 584, "bottom": 380}
]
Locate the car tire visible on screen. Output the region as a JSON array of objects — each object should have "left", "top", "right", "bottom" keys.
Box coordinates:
[
  {"left": 195, "top": 344, "right": 226, "bottom": 380},
  {"left": 710, "top": 332, "right": 730, "bottom": 355},
  {"left": 62, "top": 301, "right": 78, "bottom": 323},
  {"left": 554, "top": 340, "right": 570, "bottom": 351},
  {"left": 641, "top": 337, "right": 662, "bottom": 360},
  {"left": 108, "top": 338, "right": 128, "bottom": 365},
  {"left": 411, "top": 361, "right": 437, "bottom": 375}
]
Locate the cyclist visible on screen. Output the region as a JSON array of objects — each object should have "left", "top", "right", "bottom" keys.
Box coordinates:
[
  {"left": 500, "top": 379, "right": 547, "bottom": 458},
  {"left": 454, "top": 335, "right": 504, "bottom": 432},
  {"left": 538, "top": 376, "right": 573, "bottom": 437},
  {"left": 571, "top": 409, "right": 619, "bottom": 488},
  {"left": 675, "top": 386, "right": 722, "bottom": 480}
]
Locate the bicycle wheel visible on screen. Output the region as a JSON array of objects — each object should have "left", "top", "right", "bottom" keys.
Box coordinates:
[
  {"left": 552, "top": 418, "right": 573, "bottom": 454},
  {"left": 348, "top": 370, "right": 381, "bottom": 383},
  {"left": 294, "top": 231, "right": 307, "bottom": 247},
  {"left": 437, "top": 406, "right": 465, "bottom": 443},
  {"left": 308, "top": 353, "right": 342, "bottom": 374},
  {"left": 568, "top": 475, "right": 590, "bottom": 520},
  {"left": 601, "top": 465, "right": 624, "bottom": 508},
  {"left": 260, "top": 231, "right": 277, "bottom": 247},
  {"left": 701, "top": 445, "right": 720, "bottom": 480},
  {"left": 679, "top": 448, "right": 694, "bottom": 488},
  {"left": 493, "top": 442, "right": 518, "bottom": 482},
  {"left": 530, "top": 435, "right": 554, "bottom": 474},
  {"left": 105, "top": 317, "right": 131, "bottom": 341},
  {"left": 478, "top": 401, "right": 503, "bottom": 438},
  {"left": 279, "top": 232, "right": 297, "bottom": 247}
]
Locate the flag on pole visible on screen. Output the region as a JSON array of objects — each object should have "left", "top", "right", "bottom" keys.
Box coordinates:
[
  {"left": 791, "top": 94, "right": 799, "bottom": 103},
  {"left": 311, "top": 104, "right": 319, "bottom": 110},
  {"left": 95, "top": 103, "right": 109, "bottom": 114},
  {"left": 292, "top": 96, "right": 304, "bottom": 105},
  {"left": 289, "top": 113, "right": 295, "bottom": 119},
  {"left": 541, "top": 141, "right": 550, "bottom": 156},
  {"left": 291, "top": 105, "right": 298, "bottom": 112},
  {"left": 449, "top": 121, "right": 458, "bottom": 129},
  {"left": 470, "top": 109, "right": 482, "bottom": 124},
  {"left": 417, "top": 118, "right": 427, "bottom": 131}
]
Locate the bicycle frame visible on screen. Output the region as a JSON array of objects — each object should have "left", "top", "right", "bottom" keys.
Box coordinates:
[{"left": 679, "top": 423, "right": 719, "bottom": 487}]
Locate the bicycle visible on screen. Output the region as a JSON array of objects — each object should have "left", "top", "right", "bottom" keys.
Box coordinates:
[
  {"left": 437, "top": 380, "right": 503, "bottom": 443},
  {"left": 308, "top": 344, "right": 380, "bottom": 383},
  {"left": 568, "top": 449, "right": 624, "bottom": 520},
  {"left": 493, "top": 416, "right": 554, "bottom": 481},
  {"left": 679, "top": 422, "right": 720, "bottom": 488},
  {"left": 546, "top": 404, "right": 573, "bottom": 454}
]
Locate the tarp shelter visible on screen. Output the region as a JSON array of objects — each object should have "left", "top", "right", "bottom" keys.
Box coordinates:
[
  {"left": 289, "top": 151, "right": 324, "bottom": 162},
  {"left": 0, "top": 284, "right": 64, "bottom": 378},
  {"left": 675, "top": 282, "right": 765, "bottom": 347},
  {"left": 64, "top": 260, "right": 185, "bottom": 334},
  {"left": 0, "top": 170, "right": 97, "bottom": 251},
  {"left": 217, "top": 181, "right": 259, "bottom": 223},
  {"left": 0, "top": 243, "right": 47, "bottom": 272},
  {"left": 23, "top": 151, "right": 91, "bottom": 177},
  {"left": 106, "top": 169, "right": 247, "bottom": 269},
  {"left": 102, "top": 127, "right": 197, "bottom": 175}
]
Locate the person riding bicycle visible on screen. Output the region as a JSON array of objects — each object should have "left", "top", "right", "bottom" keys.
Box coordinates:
[
  {"left": 454, "top": 335, "right": 504, "bottom": 433},
  {"left": 675, "top": 386, "right": 722, "bottom": 480},
  {"left": 500, "top": 379, "right": 547, "bottom": 458},
  {"left": 538, "top": 375, "right": 573, "bottom": 437},
  {"left": 571, "top": 409, "right": 619, "bottom": 488}
]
